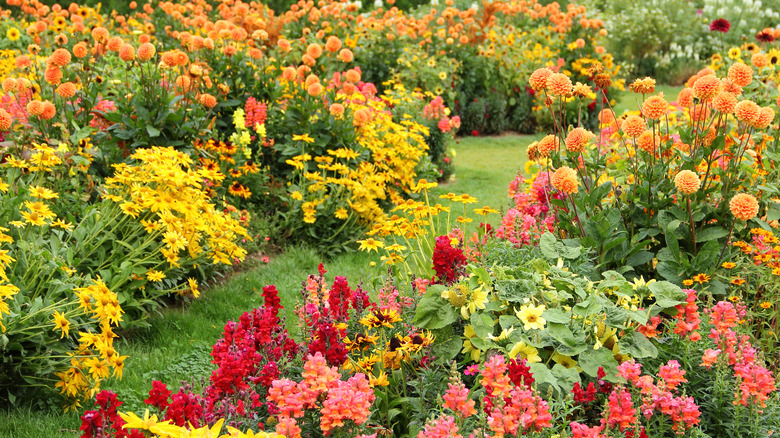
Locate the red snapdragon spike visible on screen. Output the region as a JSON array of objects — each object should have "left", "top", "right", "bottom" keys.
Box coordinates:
[{"left": 431, "top": 235, "right": 467, "bottom": 284}]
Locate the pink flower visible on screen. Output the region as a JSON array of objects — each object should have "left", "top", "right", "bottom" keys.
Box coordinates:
[
  {"left": 617, "top": 360, "right": 642, "bottom": 385},
  {"left": 443, "top": 382, "right": 476, "bottom": 418},
  {"left": 417, "top": 415, "right": 462, "bottom": 438},
  {"left": 700, "top": 349, "right": 720, "bottom": 369},
  {"left": 658, "top": 360, "right": 687, "bottom": 391},
  {"left": 606, "top": 388, "right": 637, "bottom": 431}
]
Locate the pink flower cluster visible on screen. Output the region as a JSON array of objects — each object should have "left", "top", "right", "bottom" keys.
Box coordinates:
[
  {"left": 496, "top": 172, "right": 556, "bottom": 247},
  {"left": 673, "top": 289, "right": 702, "bottom": 341},
  {"left": 481, "top": 355, "right": 552, "bottom": 437},
  {"left": 704, "top": 300, "right": 777, "bottom": 409},
  {"left": 614, "top": 359, "right": 701, "bottom": 433},
  {"left": 268, "top": 353, "right": 375, "bottom": 437}
]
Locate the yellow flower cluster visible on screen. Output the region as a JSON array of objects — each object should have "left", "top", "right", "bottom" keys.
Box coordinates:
[
  {"left": 54, "top": 278, "right": 126, "bottom": 409},
  {"left": 118, "top": 415, "right": 282, "bottom": 438},
  {"left": 105, "top": 147, "right": 248, "bottom": 266},
  {"left": 288, "top": 90, "right": 428, "bottom": 227}
]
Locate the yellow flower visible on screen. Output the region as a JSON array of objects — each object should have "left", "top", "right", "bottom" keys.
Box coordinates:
[
  {"left": 6, "top": 28, "right": 20, "bottom": 41},
  {"left": 760, "top": 301, "right": 772, "bottom": 309},
  {"left": 474, "top": 206, "right": 498, "bottom": 215},
  {"left": 52, "top": 310, "right": 70, "bottom": 338},
  {"left": 516, "top": 304, "right": 547, "bottom": 330},
  {"left": 292, "top": 133, "right": 315, "bottom": 144},
  {"left": 28, "top": 186, "right": 59, "bottom": 199},
  {"left": 721, "top": 262, "right": 736, "bottom": 269},
  {"left": 551, "top": 351, "right": 582, "bottom": 372},
  {"left": 119, "top": 410, "right": 160, "bottom": 431},
  {"left": 369, "top": 370, "right": 389, "bottom": 387},
  {"left": 508, "top": 341, "right": 541, "bottom": 363},
  {"left": 357, "top": 238, "right": 384, "bottom": 252},
  {"left": 188, "top": 278, "right": 199, "bottom": 298},
  {"left": 147, "top": 270, "right": 166, "bottom": 282}
]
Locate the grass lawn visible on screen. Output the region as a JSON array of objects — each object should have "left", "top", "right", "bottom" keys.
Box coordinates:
[{"left": 0, "top": 134, "right": 538, "bottom": 437}]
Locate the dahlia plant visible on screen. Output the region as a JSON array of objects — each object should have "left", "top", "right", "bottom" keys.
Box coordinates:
[{"left": 521, "top": 61, "right": 779, "bottom": 290}]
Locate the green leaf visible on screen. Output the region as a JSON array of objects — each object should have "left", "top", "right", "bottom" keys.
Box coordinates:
[
  {"left": 620, "top": 331, "right": 658, "bottom": 359},
  {"left": 146, "top": 125, "right": 161, "bottom": 137},
  {"left": 528, "top": 363, "right": 561, "bottom": 395},
  {"left": 547, "top": 322, "right": 578, "bottom": 347},
  {"left": 697, "top": 226, "right": 728, "bottom": 242},
  {"left": 470, "top": 313, "right": 494, "bottom": 339},
  {"left": 413, "top": 285, "right": 458, "bottom": 330},
  {"left": 542, "top": 308, "right": 570, "bottom": 324},
  {"left": 649, "top": 281, "right": 687, "bottom": 308},
  {"left": 579, "top": 347, "right": 619, "bottom": 381},
  {"left": 432, "top": 326, "right": 462, "bottom": 362},
  {"left": 539, "top": 232, "right": 559, "bottom": 259},
  {"left": 551, "top": 364, "right": 581, "bottom": 393}
]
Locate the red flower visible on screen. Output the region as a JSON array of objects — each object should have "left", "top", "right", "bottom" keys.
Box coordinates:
[
  {"left": 710, "top": 18, "right": 731, "bottom": 32},
  {"left": 757, "top": 30, "right": 775, "bottom": 42}
]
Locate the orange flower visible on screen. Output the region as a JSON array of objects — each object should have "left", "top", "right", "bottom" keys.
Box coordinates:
[
  {"left": 40, "top": 101, "right": 56, "bottom": 120},
  {"left": 278, "top": 38, "right": 292, "bottom": 52},
  {"left": 338, "top": 48, "right": 353, "bottom": 63},
  {"left": 43, "top": 67, "right": 62, "bottom": 85},
  {"left": 727, "top": 62, "right": 753, "bottom": 87},
  {"left": 137, "top": 42, "right": 156, "bottom": 61},
  {"left": 307, "top": 82, "right": 322, "bottom": 97},
  {"left": 676, "top": 87, "right": 694, "bottom": 107},
  {"left": 72, "top": 42, "right": 88, "bottom": 59},
  {"left": 329, "top": 103, "right": 345, "bottom": 117},
  {"left": 345, "top": 69, "right": 361, "bottom": 83},
  {"left": 119, "top": 44, "right": 135, "bottom": 62},
  {"left": 353, "top": 108, "right": 372, "bottom": 126},
  {"left": 282, "top": 66, "right": 297, "bottom": 82},
  {"left": 754, "top": 107, "right": 775, "bottom": 129},
  {"left": 730, "top": 193, "right": 759, "bottom": 221},
  {"left": 712, "top": 92, "right": 737, "bottom": 114},
  {"left": 91, "top": 26, "right": 110, "bottom": 44},
  {"left": 56, "top": 82, "right": 77, "bottom": 98},
  {"left": 537, "top": 134, "right": 560, "bottom": 157},
  {"left": 598, "top": 108, "right": 617, "bottom": 129},
  {"left": 622, "top": 115, "right": 645, "bottom": 137},
  {"left": 551, "top": 166, "right": 578, "bottom": 194},
  {"left": 15, "top": 55, "right": 32, "bottom": 68},
  {"left": 636, "top": 130, "right": 659, "bottom": 154},
  {"left": 642, "top": 94, "right": 668, "bottom": 119},
  {"left": 199, "top": 93, "right": 217, "bottom": 108},
  {"left": 564, "top": 127, "right": 593, "bottom": 153},
  {"left": 0, "top": 109, "right": 12, "bottom": 131},
  {"left": 734, "top": 100, "right": 760, "bottom": 124},
  {"left": 674, "top": 170, "right": 701, "bottom": 195},
  {"left": 47, "top": 48, "right": 71, "bottom": 67},
  {"left": 546, "top": 73, "right": 572, "bottom": 97},
  {"left": 529, "top": 67, "right": 553, "bottom": 91},
  {"left": 751, "top": 52, "right": 768, "bottom": 68},
  {"left": 325, "top": 36, "right": 342, "bottom": 52},
  {"left": 2, "top": 78, "right": 16, "bottom": 93},
  {"left": 306, "top": 43, "right": 322, "bottom": 59},
  {"left": 692, "top": 75, "right": 721, "bottom": 101},
  {"left": 26, "top": 100, "right": 44, "bottom": 116},
  {"left": 107, "top": 36, "right": 124, "bottom": 52}
]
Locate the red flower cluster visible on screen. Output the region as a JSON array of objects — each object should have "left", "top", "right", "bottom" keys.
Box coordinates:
[
  {"left": 244, "top": 96, "right": 268, "bottom": 129},
  {"left": 431, "top": 235, "right": 467, "bottom": 284},
  {"left": 80, "top": 391, "right": 143, "bottom": 438}
]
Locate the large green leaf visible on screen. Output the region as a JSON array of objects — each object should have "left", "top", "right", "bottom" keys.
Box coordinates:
[
  {"left": 648, "top": 281, "right": 687, "bottom": 309},
  {"left": 413, "top": 285, "right": 458, "bottom": 330}
]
